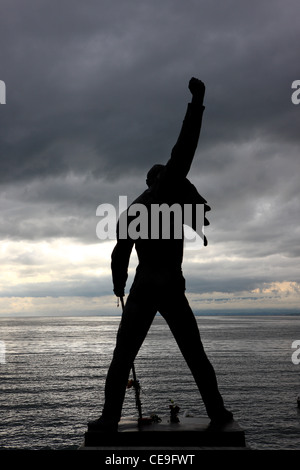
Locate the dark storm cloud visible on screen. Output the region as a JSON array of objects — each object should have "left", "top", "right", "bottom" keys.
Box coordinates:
[
  {"left": 0, "top": 172, "right": 143, "bottom": 242},
  {"left": 0, "top": 0, "right": 299, "bottom": 308},
  {"left": 1, "top": 0, "right": 299, "bottom": 184}
]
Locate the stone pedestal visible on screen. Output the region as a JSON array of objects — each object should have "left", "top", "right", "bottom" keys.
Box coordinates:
[{"left": 83, "top": 416, "right": 246, "bottom": 449}]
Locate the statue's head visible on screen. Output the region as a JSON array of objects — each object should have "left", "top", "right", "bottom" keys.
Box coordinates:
[{"left": 146, "top": 164, "right": 165, "bottom": 187}]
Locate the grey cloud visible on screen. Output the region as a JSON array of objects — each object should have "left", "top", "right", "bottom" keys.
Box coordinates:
[
  {"left": 1, "top": 0, "right": 299, "bottom": 183},
  {"left": 0, "top": 0, "right": 299, "bottom": 308},
  {"left": 0, "top": 275, "right": 113, "bottom": 298}
]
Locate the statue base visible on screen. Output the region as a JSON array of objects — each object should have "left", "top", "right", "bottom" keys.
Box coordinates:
[{"left": 83, "top": 416, "right": 246, "bottom": 449}]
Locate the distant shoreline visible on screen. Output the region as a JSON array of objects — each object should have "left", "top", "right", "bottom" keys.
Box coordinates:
[{"left": 1, "top": 312, "right": 300, "bottom": 319}]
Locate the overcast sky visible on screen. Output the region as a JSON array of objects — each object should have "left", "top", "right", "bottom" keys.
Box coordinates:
[{"left": 0, "top": 0, "right": 299, "bottom": 316}]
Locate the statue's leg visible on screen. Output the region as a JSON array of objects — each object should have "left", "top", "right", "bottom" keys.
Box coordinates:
[
  {"left": 100, "top": 294, "right": 157, "bottom": 424},
  {"left": 159, "top": 294, "right": 233, "bottom": 422}
]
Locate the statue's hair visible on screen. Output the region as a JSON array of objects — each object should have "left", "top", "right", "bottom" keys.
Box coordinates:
[{"left": 146, "top": 164, "right": 165, "bottom": 187}]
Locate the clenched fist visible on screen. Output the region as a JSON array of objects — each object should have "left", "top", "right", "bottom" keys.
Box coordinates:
[{"left": 188, "top": 77, "right": 205, "bottom": 102}]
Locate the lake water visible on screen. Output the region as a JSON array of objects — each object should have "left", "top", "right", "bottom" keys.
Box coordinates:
[{"left": 0, "top": 315, "right": 299, "bottom": 450}]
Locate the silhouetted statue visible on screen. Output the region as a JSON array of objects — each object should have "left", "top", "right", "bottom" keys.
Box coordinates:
[{"left": 88, "top": 78, "right": 233, "bottom": 432}]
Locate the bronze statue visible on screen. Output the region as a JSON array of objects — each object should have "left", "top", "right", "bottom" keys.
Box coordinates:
[{"left": 88, "top": 78, "right": 233, "bottom": 432}]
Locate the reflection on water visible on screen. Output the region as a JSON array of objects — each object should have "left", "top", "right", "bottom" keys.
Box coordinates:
[{"left": 0, "top": 315, "right": 299, "bottom": 449}]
